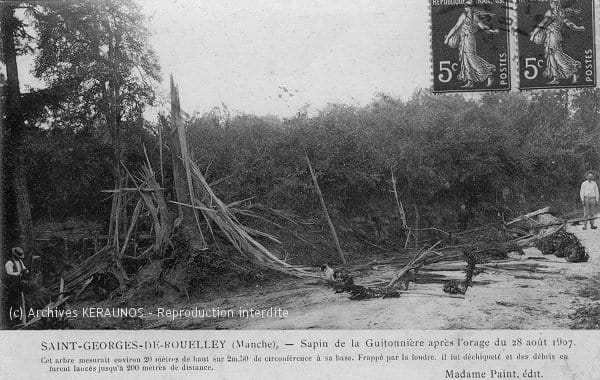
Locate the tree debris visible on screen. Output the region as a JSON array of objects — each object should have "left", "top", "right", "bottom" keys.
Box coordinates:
[
  {"left": 536, "top": 230, "right": 589, "bottom": 263},
  {"left": 306, "top": 153, "right": 346, "bottom": 264},
  {"left": 443, "top": 248, "right": 478, "bottom": 294}
]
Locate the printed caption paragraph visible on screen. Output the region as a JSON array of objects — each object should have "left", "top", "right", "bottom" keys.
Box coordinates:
[{"left": 3, "top": 330, "right": 600, "bottom": 379}]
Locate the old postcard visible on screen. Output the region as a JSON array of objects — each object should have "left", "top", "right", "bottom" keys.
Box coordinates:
[{"left": 1, "top": 0, "right": 599, "bottom": 379}]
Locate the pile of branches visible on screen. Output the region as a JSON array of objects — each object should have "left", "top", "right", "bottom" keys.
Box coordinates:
[
  {"left": 536, "top": 230, "right": 589, "bottom": 263},
  {"left": 326, "top": 241, "right": 446, "bottom": 301},
  {"left": 45, "top": 152, "right": 178, "bottom": 300},
  {"left": 55, "top": 158, "right": 177, "bottom": 298},
  {"left": 324, "top": 208, "right": 587, "bottom": 303},
  {"left": 120, "top": 159, "right": 175, "bottom": 260},
  {"left": 451, "top": 225, "right": 523, "bottom": 259}
]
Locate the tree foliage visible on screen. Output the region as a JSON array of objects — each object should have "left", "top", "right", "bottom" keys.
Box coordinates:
[
  {"left": 31, "top": 0, "right": 161, "bottom": 180},
  {"left": 3, "top": 0, "right": 161, "bottom": 228},
  {"left": 183, "top": 90, "right": 598, "bottom": 224}
]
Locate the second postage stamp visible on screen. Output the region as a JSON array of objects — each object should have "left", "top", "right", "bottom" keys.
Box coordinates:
[{"left": 517, "top": 0, "right": 596, "bottom": 89}]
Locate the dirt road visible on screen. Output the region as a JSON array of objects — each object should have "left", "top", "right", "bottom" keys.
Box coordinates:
[{"left": 106, "top": 224, "right": 596, "bottom": 330}]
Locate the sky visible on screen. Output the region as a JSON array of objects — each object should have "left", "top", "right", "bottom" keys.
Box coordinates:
[
  {"left": 139, "top": 0, "right": 431, "bottom": 117},
  {"left": 14, "top": 0, "right": 599, "bottom": 118}
]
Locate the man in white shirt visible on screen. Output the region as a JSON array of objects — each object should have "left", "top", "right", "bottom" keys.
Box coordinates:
[{"left": 580, "top": 171, "right": 599, "bottom": 230}]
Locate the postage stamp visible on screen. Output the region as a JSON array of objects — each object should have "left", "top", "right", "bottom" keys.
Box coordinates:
[
  {"left": 517, "top": 0, "right": 596, "bottom": 89},
  {"left": 431, "top": 0, "right": 511, "bottom": 93}
]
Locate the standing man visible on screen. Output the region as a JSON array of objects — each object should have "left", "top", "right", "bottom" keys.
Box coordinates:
[
  {"left": 5, "top": 247, "right": 28, "bottom": 278},
  {"left": 4, "top": 247, "right": 28, "bottom": 325},
  {"left": 580, "top": 171, "right": 599, "bottom": 230}
]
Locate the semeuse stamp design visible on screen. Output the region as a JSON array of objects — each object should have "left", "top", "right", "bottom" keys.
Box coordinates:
[
  {"left": 517, "top": 0, "right": 596, "bottom": 89},
  {"left": 431, "top": 0, "right": 511, "bottom": 93}
]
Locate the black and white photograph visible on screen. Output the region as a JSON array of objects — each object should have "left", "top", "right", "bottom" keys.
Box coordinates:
[{"left": 1, "top": 0, "right": 600, "bottom": 378}]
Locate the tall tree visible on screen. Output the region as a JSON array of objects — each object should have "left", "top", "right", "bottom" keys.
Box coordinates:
[
  {"left": 1, "top": 2, "right": 35, "bottom": 255},
  {"left": 33, "top": 0, "right": 161, "bottom": 182}
]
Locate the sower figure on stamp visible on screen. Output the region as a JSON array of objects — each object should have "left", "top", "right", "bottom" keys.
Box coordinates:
[
  {"left": 530, "top": 0, "right": 585, "bottom": 85},
  {"left": 444, "top": 0, "right": 499, "bottom": 88},
  {"left": 580, "top": 171, "right": 599, "bottom": 230},
  {"left": 3, "top": 247, "right": 29, "bottom": 325}
]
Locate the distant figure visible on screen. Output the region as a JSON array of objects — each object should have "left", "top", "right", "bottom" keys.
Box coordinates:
[
  {"left": 458, "top": 204, "right": 469, "bottom": 230},
  {"left": 5, "top": 246, "right": 28, "bottom": 280},
  {"left": 4, "top": 247, "right": 28, "bottom": 323},
  {"left": 320, "top": 264, "right": 351, "bottom": 283},
  {"left": 320, "top": 264, "right": 336, "bottom": 281},
  {"left": 580, "top": 171, "right": 599, "bottom": 230}
]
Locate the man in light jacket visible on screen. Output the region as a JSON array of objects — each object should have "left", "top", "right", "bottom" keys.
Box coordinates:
[{"left": 580, "top": 171, "right": 599, "bottom": 230}]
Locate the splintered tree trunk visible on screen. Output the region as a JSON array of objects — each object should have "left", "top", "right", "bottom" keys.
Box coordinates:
[
  {"left": 165, "top": 76, "right": 206, "bottom": 248},
  {"left": 160, "top": 113, "right": 191, "bottom": 225},
  {"left": 1, "top": 4, "right": 34, "bottom": 254},
  {"left": 154, "top": 76, "right": 208, "bottom": 295}
]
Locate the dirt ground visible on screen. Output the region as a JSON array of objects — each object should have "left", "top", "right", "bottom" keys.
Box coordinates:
[{"left": 67, "top": 222, "right": 600, "bottom": 330}]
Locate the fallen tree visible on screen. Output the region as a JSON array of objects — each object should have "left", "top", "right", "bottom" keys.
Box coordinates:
[{"left": 326, "top": 208, "right": 578, "bottom": 300}]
